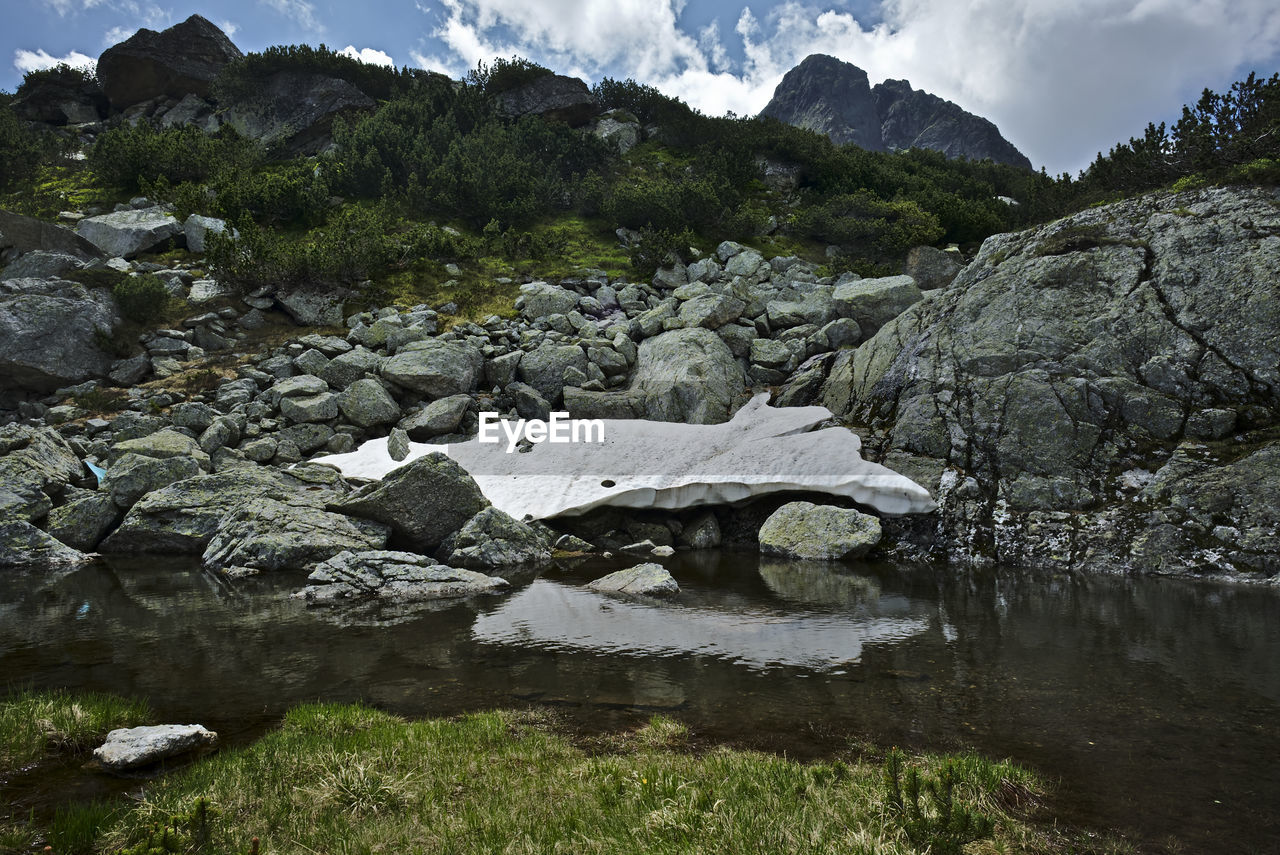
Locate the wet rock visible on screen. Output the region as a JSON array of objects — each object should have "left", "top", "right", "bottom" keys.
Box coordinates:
[
  {"left": 92, "top": 724, "right": 218, "bottom": 771},
  {"left": 444, "top": 507, "right": 551, "bottom": 569},
  {"left": 588, "top": 563, "right": 679, "bottom": 597},
  {"left": 0, "top": 519, "right": 92, "bottom": 567},
  {"left": 296, "top": 549, "right": 509, "bottom": 603},
  {"left": 46, "top": 490, "right": 121, "bottom": 551},
  {"left": 203, "top": 497, "right": 389, "bottom": 572},
  {"left": 331, "top": 452, "right": 489, "bottom": 552},
  {"left": 758, "top": 501, "right": 882, "bottom": 560}
]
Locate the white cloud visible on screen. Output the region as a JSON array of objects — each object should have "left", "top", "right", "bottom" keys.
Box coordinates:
[
  {"left": 44, "top": 0, "right": 75, "bottom": 15},
  {"left": 410, "top": 0, "right": 1280, "bottom": 175},
  {"left": 103, "top": 25, "right": 136, "bottom": 46},
  {"left": 13, "top": 48, "right": 97, "bottom": 75},
  {"left": 260, "top": 0, "right": 323, "bottom": 33},
  {"left": 219, "top": 19, "right": 239, "bottom": 38},
  {"left": 341, "top": 45, "right": 395, "bottom": 67}
]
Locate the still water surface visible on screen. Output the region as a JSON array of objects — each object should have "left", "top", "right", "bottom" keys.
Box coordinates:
[{"left": 2, "top": 551, "right": 1277, "bottom": 853}]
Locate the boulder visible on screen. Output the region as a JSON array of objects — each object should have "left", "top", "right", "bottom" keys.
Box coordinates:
[
  {"left": 92, "top": 724, "right": 217, "bottom": 771},
  {"left": 517, "top": 343, "right": 587, "bottom": 405},
  {"left": 903, "top": 245, "right": 963, "bottom": 290},
  {"left": 111, "top": 428, "right": 210, "bottom": 469},
  {"left": 273, "top": 284, "right": 347, "bottom": 326},
  {"left": 202, "top": 497, "right": 389, "bottom": 572},
  {"left": 832, "top": 274, "right": 923, "bottom": 337},
  {"left": 182, "top": 214, "right": 230, "bottom": 253},
  {"left": 223, "top": 71, "right": 374, "bottom": 155},
  {"left": 827, "top": 186, "right": 1280, "bottom": 574},
  {"left": 279, "top": 392, "right": 339, "bottom": 424},
  {"left": 337, "top": 378, "right": 401, "bottom": 428},
  {"left": 101, "top": 452, "right": 202, "bottom": 508},
  {"left": 588, "top": 563, "right": 679, "bottom": 597},
  {"left": 496, "top": 73, "right": 598, "bottom": 126},
  {"left": 628, "top": 327, "right": 746, "bottom": 424},
  {"left": 399, "top": 394, "right": 470, "bottom": 440},
  {"left": 296, "top": 549, "right": 509, "bottom": 603},
  {"left": 46, "top": 490, "right": 122, "bottom": 551},
  {"left": 0, "top": 426, "right": 84, "bottom": 519},
  {"left": 99, "top": 468, "right": 332, "bottom": 554},
  {"left": 444, "top": 507, "right": 550, "bottom": 569},
  {"left": 0, "top": 278, "right": 121, "bottom": 392},
  {"left": 331, "top": 452, "right": 490, "bottom": 552},
  {"left": 593, "top": 114, "right": 640, "bottom": 153},
  {"left": 10, "top": 71, "right": 107, "bottom": 125},
  {"left": 678, "top": 293, "right": 745, "bottom": 330},
  {"left": 518, "top": 281, "right": 578, "bottom": 319},
  {"left": 381, "top": 340, "right": 483, "bottom": 398},
  {"left": 2, "top": 250, "right": 85, "bottom": 280},
  {"left": 0, "top": 210, "right": 105, "bottom": 260},
  {"left": 757, "top": 501, "right": 882, "bottom": 560},
  {"left": 76, "top": 207, "right": 182, "bottom": 258},
  {"left": 0, "top": 519, "right": 92, "bottom": 567},
  {"left": 96, "top": 14, "right": 242, "bottom": 109}
]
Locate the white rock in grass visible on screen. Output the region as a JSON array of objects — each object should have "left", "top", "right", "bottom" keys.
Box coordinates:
[{"left": 93, "top": 724, "right": 217, "bottom": 771}]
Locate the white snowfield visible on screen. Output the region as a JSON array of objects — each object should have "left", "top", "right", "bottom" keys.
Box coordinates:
[{"left": 313, "top": 394, "right": 937, "bottom": 519}]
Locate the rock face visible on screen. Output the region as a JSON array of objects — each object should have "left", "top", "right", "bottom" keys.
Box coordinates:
[
  {"left": 761, "top": 54, "right": 1032, "bottom": 169},
  {"left": 823, "top": 186, "right": 1280, "bottom": 575},
  {"left": 96, "top": 15, "right": 243, "bottom": 110},
  {"left": 0, "top": 210, "right": 105, "bottom": 260},
  {"left": 588, "top": 563, "right": 679, "bottom": 597},
  {"left": 203, "top": 497, "right": 389, "bottom": 572},
  {"left": 11, "top": 72, "right": 107, "bottom": 125},
  {"left": 0, "top": 279, "right": 121, "bottom": 392},
  {"left": 296, "top": 550, "right": 509, "bottom": 603},
  {"left": 0, "top": 426, "right": 84, "bottom": 521},
  {"left": 93, "top": 724, "right": 218, "bottom": 771},
  {"left": 760, "top": 54, "right": 884, "bottom": 152},
  {"left": 757, "top": 501, "right": 882, "bottom": 560},
  {"left": 76, "top": 207, "right": 183, "bottom": 258},
  {"left": 331, "top": 453, "right": 491, "bottom": 552},
  {"left": 872, "top": 79, "right": 1033, "bottom": 170},
  {"left": 223, "top": 71, "right": 374, "bottom": 155},
  {"left": 497, "top": 74, "right": 599, "bottom": 126}
]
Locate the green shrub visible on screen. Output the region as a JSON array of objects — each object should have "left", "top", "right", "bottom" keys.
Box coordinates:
[
  {"left": 0, "top": 98, "right": 62, "bottom": 190},
  {"left": 89, "top": 122, "right": 259, "bottom": 191},
  {"left": 626, "top": 225, "right": 694, "bottom": 278},
  {"left": 467, "top": 56, "right": 554, "bottom": 95},
  {"left": 113, "top": 274, "right": 171, "bottom": 324},
  {"left": 215, "top": 43, "right": 433, "bottom": 102}
]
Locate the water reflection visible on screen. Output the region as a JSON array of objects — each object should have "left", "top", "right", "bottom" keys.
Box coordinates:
[{"left": 1, "top": 553, "right": 1278, "bottom": 853}]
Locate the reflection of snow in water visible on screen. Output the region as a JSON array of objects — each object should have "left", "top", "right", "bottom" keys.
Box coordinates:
[{"left": 472, "top": 580, "right": 931, "bottom": 670}]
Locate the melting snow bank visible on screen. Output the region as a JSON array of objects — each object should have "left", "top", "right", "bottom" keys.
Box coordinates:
[{"left": 312, "top": 394, "right": 936, "bottom": 519}]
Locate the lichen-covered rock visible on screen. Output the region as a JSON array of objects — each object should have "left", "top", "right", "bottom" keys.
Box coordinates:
[
  {"left": 380, "top": 340, "right": 482, "bottom": 399},
  {"left": 46, "top": 490, "right": 121, "bottom": 552},
  {"left": 331, "top": 452, "right": 489, "bottom": 552},
  {"left": 203, "top": 497, "right": 388, "bottom": 572},
  {"left": 111, "top": 429, "right": 210, "bottom": 470},
  {"left": 757, "top": 501, "right": 882, "bottom": 560},
  {"left": 831, "top": 274, "right": 923, "bottom": 337},
  {"left": 518, "top": 281, "right": 578, "bottom": 319},
  {"left": 101, "top": 452, "right": 202, "bottom": 508},
  {"left": 903, "top": 245, "right": 963, "bottom": 290},
  {"left": 588, "top": 563, "right": 679, "bottom": 597},
  {"left": 76, "top": 207, "right": 182, "bottom": 258},
  {"left": 92, "top": 724, "right": 217, "bottom": 771},
  {"left": 823, "top": 186, "right": 1280, "bottom": 576},
  {"left": 336, "top": 378, "right": 401, "bottom": 428},
  {"left": 444, "top": 507, "right": 550, "bottom": 569},
  {"left": 0, "top": 519, "right": 92, "bottom": 567},
  {"left": 0, "top": 426, "right": 84, "bottom": 520},
  {"left": 99, "top": 468, "right": 337, "bottom": 554},
  {"left": 295, "top": 549, "right": 509, "bottom": 603},
  {"left": 399, "top": 394, "right": 470, "bottom": 440},
  {"left": 628, "top": 327, "right": 747, "bottom": 424},
  {"left": 0, "top": 278, "right": 121, "bottom": 392},
  {"left": 517, "top": 343, "right": 588, "bottom": 405}
]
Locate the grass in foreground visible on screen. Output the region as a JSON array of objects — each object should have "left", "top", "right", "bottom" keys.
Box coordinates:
[
  {"left": 0, "top": 688, "right": 151, "bottom": 772},
  {"left": 88, "top": 703, "right": 1104, "bottom": 855}
]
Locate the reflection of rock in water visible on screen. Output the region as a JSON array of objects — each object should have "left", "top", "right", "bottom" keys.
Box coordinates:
[{"left": 758, "top": 559, "right": 880, "bottom": 608}]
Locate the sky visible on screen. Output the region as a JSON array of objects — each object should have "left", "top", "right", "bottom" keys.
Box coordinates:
[{"left": 4, "top": 0, "right": 1279, "bottom": 175}]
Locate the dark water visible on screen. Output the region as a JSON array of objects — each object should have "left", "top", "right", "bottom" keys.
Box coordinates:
[{"left": 2, "top": 552, "right": 1278, "bottom": 853}]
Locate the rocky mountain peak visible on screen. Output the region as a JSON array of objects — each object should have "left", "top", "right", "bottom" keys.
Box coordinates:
[
  {"left": 761, "top": 54, "right": 1032, "bottom": 170},
  {"left": 97, "top": 13, "right": 243, "bottom": 110}
]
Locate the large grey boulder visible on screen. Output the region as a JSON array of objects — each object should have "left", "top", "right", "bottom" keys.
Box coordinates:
[
  {"left": 588, "top": 563, "right": 679, "bottom": 597},
  {"left": 381, "top": 340, "right": 482, "bottom": 399},
  {"left": 400, "top": 394, "right": 470, "bottom": 440},
  {"left": 823, "top": 186, "right": 1280, "bottom": 575},
  {"left": 903, "top": 245, "right": 964, "bottom": 290},
  {"left": 223, "top": 71, "right": 374, "bottom": 155},
  {"left": 0, "top": 278, "right": 121, "bottom": 392},
  {"left": 203, "top": 497, "right": 389, "bottom": 572},
  {"left": 101, "top": 452, "right": 202, "bottom": 508},
  {"left": 76, "top": 207, "right": 182, "bottom": 259},
  {"left": 0, "top": 519, "right": 92, "bottom": 567},
  {"left": 331, "top": 453, "right": 490, "bottom": 552},
  {"left": 296, "top": 549, "right": 509, "bottom": 603},
  {"left": 2, "top": 250, "right": 85, "bottom": 280},
  {"left": 496, "top": 74, "right": 598, "bottom": 126},
  {"left": 757, "top": 501, "right": 882, "bottom": 560},
  {"left": 93, "top": 724, "right": 217, "bottom": 771},
  {"left": 629, "top": 327, "right": 746, "bottom": 424},
  {"left": 518, "top": 281, "right": 578, "bottom": 319},
  {"left": 274, "top": 285, "right": 346, "bottom": 326},
  {"left": 99, "top": 467, "right": 335, "bottom": 554},
  {"left": 518, "top": 343, "right": 587, "bottom": 405},
  {"left": 444, "top": 507, "right": 550, "bottom": 569},
  {"left": 96, "top": 14, "right": 242, "bottom": 110},
  {"left": 0, "top": 426, "right": 84, "bottom": 520},
  {"left": 46, "top": 490, "right": 121, "bottom": 552},
  {"left": 337, "top": 378, "right": 401, "bottom": 428},
  {"left": 0, "top": 210, "right": 105, "bottom": 260},
  {"left": 182, "top": 214, "right": 229, "bottom": 253},
  {"left": 110, "top": 428, "right": 210, "bottom": 469},
  {"left": 832, "top": 275, "right": 923, "bottom": 337}
]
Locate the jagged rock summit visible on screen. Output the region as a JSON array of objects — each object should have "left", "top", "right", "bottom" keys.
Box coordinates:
[
  {"left": 761, "top": 54, "right": 1032, "bottom": 170},
  {"left": 96, "top": 14, "right": 243, "bottom": 110}
]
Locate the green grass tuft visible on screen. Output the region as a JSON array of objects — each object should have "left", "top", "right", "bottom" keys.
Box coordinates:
[{"left": 0, "top": 688, "right": 152, "bottom": 771}]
